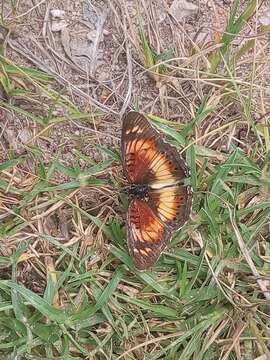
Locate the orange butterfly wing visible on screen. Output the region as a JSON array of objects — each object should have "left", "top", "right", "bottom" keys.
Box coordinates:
[{"left": 127, "top": 199, "right": 171, "bottom": 270}]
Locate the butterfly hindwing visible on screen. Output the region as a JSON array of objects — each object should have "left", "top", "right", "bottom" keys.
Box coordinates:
[
  {"left": 127, "top": 199, "right": 171, "bottom": 270},
  {"left": 148, "top": 185, "right": 192, "bottom": 231}
]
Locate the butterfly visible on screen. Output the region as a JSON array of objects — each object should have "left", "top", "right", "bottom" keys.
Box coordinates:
[{"left": 121, "top": 111, "right": 192, "bottom": 270}]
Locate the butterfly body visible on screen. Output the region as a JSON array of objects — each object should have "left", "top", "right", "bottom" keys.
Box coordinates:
[
  {"left": 121, "top": 112, "right": 192, "bottom": 270},
  {"left": 125, "top": 184, "right": 149, "bottom": 199}
]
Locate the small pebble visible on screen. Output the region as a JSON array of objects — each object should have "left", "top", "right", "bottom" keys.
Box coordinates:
[
  {"left": 87, "top": 30, "right": 97, "bottom": 42},
  {"left": 18, "top": 129, "right": 32, "bottom": 143},
  {"left": 258, "top": 13, "right": 270, "bottom": 27},
  {"left": 50, "top": 9, "right": 65, "bottom": 19}
]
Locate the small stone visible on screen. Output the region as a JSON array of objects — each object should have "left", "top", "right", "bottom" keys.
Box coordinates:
[
  {"left": 259, "top": 13, "right": 270, "bottom": 26},
  {"left": 170, "top": 0, "right": 198, "bottom": 21},
  {"left": 50, "top": 9, "right": 65, "bottom": 19},
  {"left": 18, "top": 129, "right": 31, "bottom": 143}
]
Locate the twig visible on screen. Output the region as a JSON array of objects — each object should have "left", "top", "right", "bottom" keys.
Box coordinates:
[
  {"left": 221, "top": 322, "right": 247, "bottom": 360},
  {"left": 31, "top": 0, "right": 43, "bottom": 17},
  {"left": 119, "top": 40, "right": 133, "bottom": 117}
]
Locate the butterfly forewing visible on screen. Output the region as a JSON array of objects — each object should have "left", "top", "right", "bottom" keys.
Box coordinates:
[
  {"left": 127, "top": 199, "right": 171, "bottom": 269},
  {"left": 121, "top": 111, "right": 192, "bottom": 269},
  {"left": 122, "top": 112, "right": 173, "bottom": 184}
]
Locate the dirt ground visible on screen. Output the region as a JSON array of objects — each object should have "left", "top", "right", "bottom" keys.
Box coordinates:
[{"left": 2, "top": 0, "right": 269, "bottom": 169}]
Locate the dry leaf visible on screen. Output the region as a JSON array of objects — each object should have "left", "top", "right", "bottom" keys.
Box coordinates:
[{"left": 189, "top": 230, "right": 204, "bottom": 248}]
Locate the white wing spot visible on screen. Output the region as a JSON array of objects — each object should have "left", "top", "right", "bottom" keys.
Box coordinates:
[{"left": 132, "top": 125, "right": 139, "bottom": 132}]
